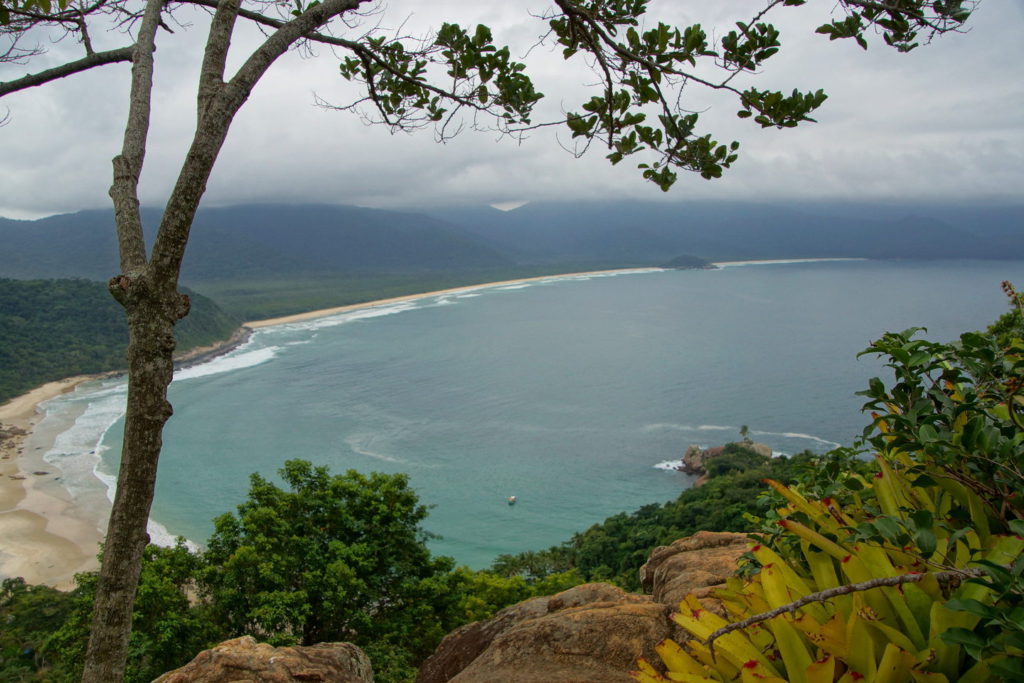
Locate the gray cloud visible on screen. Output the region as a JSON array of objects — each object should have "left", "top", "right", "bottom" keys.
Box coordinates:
[{"left": 1, "top": 0, "right": 1021, "bottom": 218}]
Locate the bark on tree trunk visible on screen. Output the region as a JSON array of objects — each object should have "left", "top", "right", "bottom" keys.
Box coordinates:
[{"left": 81, "top": 276, "right": 189, "bottom": 683}]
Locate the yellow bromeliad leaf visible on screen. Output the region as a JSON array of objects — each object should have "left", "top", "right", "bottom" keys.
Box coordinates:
[
  {"left": 752, "top": 543, "right": 815, "bottom": 595},
  {"left": 761, "top": 614, "right": 814, "bottom": 683},
  {"left": 632, "top": 658, "right": 669, "bottom": 682},
  {"left": 739, "top": 660, "right": 790, "bottom": 683},
  {"left": 874, "top": 642, "right": 916, "bottom": 683},
  {"left": 804, "top": 655, "right": 837, "bottom": 683},
  {"left": 665, "top": 673, "right": 719, "bottom": 683},
  {"left": 656, "top": 638, "right": 708, "bottom": 677},
  {"left": 685, "top": 639, "right": 740, "bottom": 680},
  {"left": 845, "top": 600, "right": 878, "bottom": 679},
  {"left": 861, "top": 615, "right": 922, "bottom": 659},
  {"left": 793, "top": 613, "right": 846, "bottom": 660},
  {"left": 928, "top": 600, "right": 974, "bottom": 678},
  {"left": 671, "top": 610, "right": 772, "bottom": 676},
  {"left": 764, "top": 480, "right": 842, "bottom": 534},
  {"left": 872, "top": 457, "right": 912, "bottom": 518},
  {"left": 910, "top": 670, "right": 950, "bottom": 683}
]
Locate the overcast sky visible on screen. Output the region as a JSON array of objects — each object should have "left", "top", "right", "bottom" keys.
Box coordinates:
[{"left": 1, "top": 0, "right": 1022, "bottom": 219}]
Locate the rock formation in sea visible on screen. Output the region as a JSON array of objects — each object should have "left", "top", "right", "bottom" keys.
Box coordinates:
[{"left": 677, "top": 440, "right": 772, "bottom": 486}]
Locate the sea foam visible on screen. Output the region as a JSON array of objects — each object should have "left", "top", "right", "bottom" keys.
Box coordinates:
[
  {"left": 173, "top": 345, "right": 280, "bottom": 382},
  {"left": 280, "top": 301, "right": 419, "bottom": 332},
  {"left": 713, "top": 258, "right": 866, "bottom": 269}
]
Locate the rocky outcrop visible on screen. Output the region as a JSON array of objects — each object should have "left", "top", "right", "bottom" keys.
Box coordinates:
[
  {"left": 153, "top": 636, "right": 373, "bottom": 683},
  {"left": 640, "top": 531, "right": 750, "bottom": 614},
  {"left": 418, "top": 584, "right": 673, "bottom": 683},
  {"left": 418, "top": 532, "right": 752, "bottom": 683},
  {"left": 677, "top": 441, "right": 772, "bottom": 486}
]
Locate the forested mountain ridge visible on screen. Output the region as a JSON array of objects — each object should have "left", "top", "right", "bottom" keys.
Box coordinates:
[
  {"left": 2, "top": 200, "right": 1020, "bottom": 288},
  {"left": 2, "top": 200, "right": 1021, "bottom": 320},
  {"left": 423, "top": 200, "right": 1024, "bottom": 264},
  {"left": 0, "top": 279, "right": 239, "bottom": 403},
  {"left": 0, "top": 204, "right": 513, "bottom": 283}
]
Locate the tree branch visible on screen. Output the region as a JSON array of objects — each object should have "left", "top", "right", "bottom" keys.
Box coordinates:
[
  {"left": 147, "top": 0, "right": 374, "bottom": 285},
  {"left": 0, "top": 45, "right": 132, "bottom": 96},
  {"left": 703, "top": 567, "right": 984, "bottom": 653},
  {"left": 197, "top": 0, "right": 240, "bottom": 122},
  {"left": 108, "top": 0, "right": 165, "bottom": 277},
  {"left": 176, "top": 0, "right": 529, "bottom": 134}
]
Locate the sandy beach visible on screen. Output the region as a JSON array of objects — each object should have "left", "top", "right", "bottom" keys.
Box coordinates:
[
  {"left": 0, "top": 267, "right": 653, "bottom": 589},
  {"left": 244, "top": 268, "right": 654, "bottom": 328},
  {"left": 0, "top": 325, "right": 254, "bottom": 589},
  {"left": 0, "top": 376, "right": 107, "bottom": 589}
]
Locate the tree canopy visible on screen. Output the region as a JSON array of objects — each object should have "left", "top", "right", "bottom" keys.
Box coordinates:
[{"left": 200, "top": 461, "right": 458, "bottom": 657}]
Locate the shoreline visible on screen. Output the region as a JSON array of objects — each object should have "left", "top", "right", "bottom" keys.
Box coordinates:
[
  {"left": 244, "top": 268, "right": 661, "bottom": 328},
  {"left": 0, "top": 375, "right": 110, "bottom": 589},
  {"left": 0, "top": 259, "right": 859, "bottom": 588},
  {"left": 0, "top": 267, "right": 655, "bottom": 589},
  {"left": 0, "top": 326, "right": 254, "bottom": 589}
]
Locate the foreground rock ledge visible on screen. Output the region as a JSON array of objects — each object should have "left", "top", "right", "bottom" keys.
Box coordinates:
[
  {"left": 153, "top": 635, "right": 373, "bottom": 683},
  {"left": 418, "top": 530, "right": 749, "bottom": 683}
]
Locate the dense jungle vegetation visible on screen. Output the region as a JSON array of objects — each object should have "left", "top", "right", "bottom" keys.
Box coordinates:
[{"left": 0, "top": 279, "right": 239, "bottom": 403}]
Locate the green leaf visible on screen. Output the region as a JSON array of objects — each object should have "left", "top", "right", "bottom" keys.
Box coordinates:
[
  {"left": 937, "top": 626, "right": 987, "bottom": 651},
  {"left": 990, "top": 656, "right": 1024, "bottom": 680},
  {"left": 915, "top": 528, "right": 937, "bottom": 557},
  {"left": 945, "top": 598, "right": 998, "bottom": 620}
]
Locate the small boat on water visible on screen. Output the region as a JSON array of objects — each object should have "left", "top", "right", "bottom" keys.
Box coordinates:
[{"left": 507, "top": 495, "right": 517, "bottom": 506}]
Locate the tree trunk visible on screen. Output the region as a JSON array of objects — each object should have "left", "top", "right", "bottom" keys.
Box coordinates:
[
  {"left": 77, "top": 1, "right": 369, "bottom": 678},
  {"left": 80, "top": 276, "right": 189, "bottom": 683}
]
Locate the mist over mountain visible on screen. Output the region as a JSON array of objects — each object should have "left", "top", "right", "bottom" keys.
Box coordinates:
[
  {"left": 0, "top": 204, "right": 512, "bottom": 283},
  {"left": 423, "top": 200, "right": 1024, "bottom": 265},
  {"left": 1, "top": 200, "right": 1020, "bottom": 290}
]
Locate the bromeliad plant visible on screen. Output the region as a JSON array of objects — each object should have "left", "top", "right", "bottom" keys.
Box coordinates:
[{"left": 634, "top": 291, "right": 1024, "bottom": 682}]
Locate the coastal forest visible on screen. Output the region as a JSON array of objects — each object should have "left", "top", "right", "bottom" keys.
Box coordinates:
[{"left": 0, "top": 279, "right": 238, "bottom": 403}]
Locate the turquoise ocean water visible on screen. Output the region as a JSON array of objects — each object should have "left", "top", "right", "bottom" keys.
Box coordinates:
[{"left": 38, "top": 259, "right": 1024, "bottom": 567}]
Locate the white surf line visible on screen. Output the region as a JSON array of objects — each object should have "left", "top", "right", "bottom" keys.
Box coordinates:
[{"left": 712, "top": 258, "right": 868, "bottom": 268}]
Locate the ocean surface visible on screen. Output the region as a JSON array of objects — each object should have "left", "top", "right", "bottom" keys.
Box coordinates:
[{"left": 37, "top": 259, "right": 1024, "bottom": 567}]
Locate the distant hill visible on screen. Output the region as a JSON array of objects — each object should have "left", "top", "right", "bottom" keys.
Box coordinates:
[
  {"left": 0, "top": 279, "right": 239, "bottom": 403},
  {"left": 2, "top": 199, "right": 1021, "bottom": 319},
  {"left": 0, "top": 204, "right": 513, "bottom": 283},
  {"left": 423, "top": 200, "right": 1024, "bottom": 264}
]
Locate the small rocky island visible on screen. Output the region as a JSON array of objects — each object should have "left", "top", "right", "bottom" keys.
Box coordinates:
[{"left": 676, "top": 439, "right": 773, "bottom": 487}]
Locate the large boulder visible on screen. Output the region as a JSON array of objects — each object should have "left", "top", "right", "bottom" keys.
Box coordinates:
[
  {"left": 154, "top": 636, "right": 373, "bottom": 683},
  {"left": 640, "top": 530, "right": 749, "bottom": 612},
  {"left": 417, "top": 583, "right": 674, "bottom": 683},
  {"left": 418, "top": 532, "right": 751, "bottom": 683},
  {"left": 415, "top": 595, "right": 552, "bottom": 683}
]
